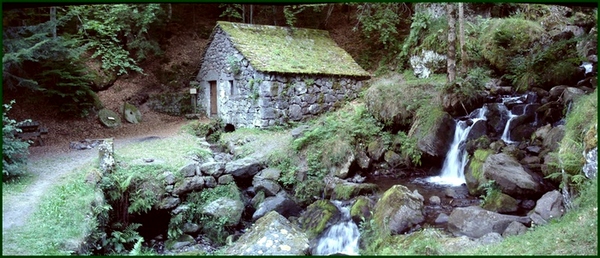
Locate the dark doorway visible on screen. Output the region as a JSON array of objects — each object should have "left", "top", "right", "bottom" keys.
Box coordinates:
[{"left": 209, "top": 81, "right": 217, "bottom": 116}]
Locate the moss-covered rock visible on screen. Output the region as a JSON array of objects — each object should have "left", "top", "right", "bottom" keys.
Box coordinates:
[
  {"left": 465, "top": 149, "right": 494, "bottom": 196},
  {"left": 372, "top": 185, "right": 425, "bottom": 235},
  {"left": 122, "top": 102, "right": 142, "bottom": 124},
  {"left": 408, "top": 107, "right": 455, "bottom": 158},
  {"left": 481, "top": 190, "right": 519, "bottom": 213},
  {"left": 350, "top": 196, "right": 375, "bottom": 225},
  {"left": 98, "top": 108, "right": 121, "bottom": 128},
  {"left": 296, "top": 200, "right": 340, "bottom": 238},
  {"left": 331, "top": 181, "right": 378, "bottom": 201}
]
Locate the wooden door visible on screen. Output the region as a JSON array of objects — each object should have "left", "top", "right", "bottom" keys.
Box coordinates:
[{"left": 209, "top": 81, "right": 217, "bottom": 116}]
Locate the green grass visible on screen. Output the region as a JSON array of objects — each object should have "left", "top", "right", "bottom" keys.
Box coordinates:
[
  {"left": 464, "top": 178, "right": 598, "bottom": 255},
  {"left": 217, "top": 21, "right": 370, "bottom": 77},
  {"left": 364, "top": 71, "right": 442, "bottom": 127},
  {"left": 116, "top": 132, "right": 207, "bottom": 168},
  {"left": 2, "top": 166, "right": 98, "bottom": 255},
  {"left": 2, "top": 130, "right": 205, "bottom": 255}
]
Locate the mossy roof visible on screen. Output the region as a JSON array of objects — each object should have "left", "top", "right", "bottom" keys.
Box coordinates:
[{"left": 213, "top": 21, "right": 370, "bottom": 78}]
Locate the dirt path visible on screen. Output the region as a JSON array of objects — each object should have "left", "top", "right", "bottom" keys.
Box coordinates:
[{"left": 2, "top": 120, "right": 188, "bottom": 231}]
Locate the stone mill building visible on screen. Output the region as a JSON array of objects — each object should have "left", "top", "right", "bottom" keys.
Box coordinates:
[{"left": 195, "top": 21, "right": 370, "bottom": 128}]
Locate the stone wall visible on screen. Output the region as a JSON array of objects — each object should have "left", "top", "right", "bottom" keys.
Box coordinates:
[{"left": 196, "top": 27, "right": 365, "bottom": 128}]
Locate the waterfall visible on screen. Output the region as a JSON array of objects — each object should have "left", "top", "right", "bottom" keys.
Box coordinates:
[
  {"left": 581, "top": 62, "right": 593, "bottom": 76},
  {"left": 427, "top": 107, "right": 487, "bottom": 186},
  {"left": 499, "top": 95, "right": 527, "bottom": 144},
  {"left": 500, "top": 111, "right": 518, "bottom": 144},
  {"left": 313, "top": 201, "right": 360, "bottom": 255}
]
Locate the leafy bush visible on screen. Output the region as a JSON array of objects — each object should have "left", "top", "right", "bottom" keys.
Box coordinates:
[{"left": 2, "top": 100, "right": 31, "bottom": 181}]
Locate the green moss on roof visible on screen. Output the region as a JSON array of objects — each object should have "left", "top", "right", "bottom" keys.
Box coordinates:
[{"left": 216, "top": 21, "right": 370, "bottom": 78}]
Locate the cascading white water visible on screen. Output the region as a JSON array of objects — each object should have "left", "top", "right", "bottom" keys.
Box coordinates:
[
  {"left": 427, "top": 107, "right": 487, "bottom": 186},
  {"left": 500, "top": 111, "right": 518, "bottom": 144},
  {"left": 314, "top": 201, "right": 360, "bottom": 255},
  {"left": 581, "top": 62, "right": 593, "bottom": 76},
  {"left": 499, "top": 95, "right": 528, "bottom": 144}
]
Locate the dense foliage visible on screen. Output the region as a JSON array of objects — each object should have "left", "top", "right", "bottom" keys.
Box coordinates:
[
  {"left": 2, "top": 4, "right": 165, "bottom": 117},
  {"left": 2, "top": 100, "right": 31, "bottom": 181}
]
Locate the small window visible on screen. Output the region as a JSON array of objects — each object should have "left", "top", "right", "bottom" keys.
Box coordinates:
[{"left": 229, "top": 80, "right": 235, "bottom": 96}]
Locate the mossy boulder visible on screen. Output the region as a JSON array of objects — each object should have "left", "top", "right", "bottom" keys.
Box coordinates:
[
  {"left": 350, "top": 196, "right": 376, "bottom": 224},
  {"left": 296, "top": 200, "right": 340, "bottom": 238},
  {"left": 372, "top": 185, "right": 425, "bottom": 235},
  {"left": 481, "top": 190, "right": 519, "bottom": 214},
  {"left": 98, "top": 108, "right": 122, "bottom": 128},
  {"left": 332, "top": 182, "right": 378, "bottom": 201},
  {"left": 201, "top": 197, "right": 245, "bottom": 227},
  {"left": 122, "top": 102, "right": 142, "bottom": 124},
  {"left": 408, "top": 108, "right": 455, "bottom": 159},
  {"left": 464, "top": 149, "right": 494, "bottom": 196}
]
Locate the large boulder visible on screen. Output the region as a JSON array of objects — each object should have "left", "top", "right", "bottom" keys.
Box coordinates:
[
  {"left": 200, "top": 162, "right": 225, "bottom": 177},
  {"left": 296, "top": 200, "right": 341, "bottom": 238},
  {"left": 483, "top": 153, "right": 544, "bottom": 198},
  {"left": 481, "top": 191, "right": 519, "bottom": 214},
  {"left": 350, "top": 196, "right": 376, "bottom": 224},
  {"left": 372, "top": 185, "right": 425, "bottom": 234},
  {"left": 224, "top": 211, "right": 309, "bottom": 255},
  {"left": 252, "top": 191, "right": 302, "bottom": 221},
  {"left": 528, "top": 190, "right": 565, "bottom": 226},
  {"left": 447, "top": 206, "right": 531, "bottom": 238},
  {"left": 484, "top": 103, "right": 510, "bottom": 137},
  {"left": 252, "top": 175, "right": 282, "bottom": 197},
  {"left": 542, "top": 125, "right": 565, "bottom": 151},
  {"left": 408, "top": 111, "right": 456, "bottom": 158},
  {"left": 323, "top": 176, "right": 379, "bottom": 201},
  {"left": 225, "top": 157, "right": 264, "bottom": 178},
  {"left": 201, "top": 197, "right": 244, "bottom": 227}
]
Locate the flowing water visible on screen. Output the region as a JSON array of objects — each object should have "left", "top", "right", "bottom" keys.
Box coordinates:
[
  {"left": 427, "top": 107, "right": 488, "bottom": 186},
  {"left": 313, "top": 200, "right": 360, "bottom": 255}
]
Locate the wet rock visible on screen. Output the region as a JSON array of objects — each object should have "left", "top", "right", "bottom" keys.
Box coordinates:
[
  {"left": 296, "top": 200, "right": 341, "bottom": 238},
  {"left": 232, "top": 212, "right": 309, "bottom": 255},
  {"left": 536, "top": 101, "right": 563, "bottom": 125},
  {"left": 485, "top": 103, "right": 511, "bottom": 136},
  {"left": 373, "top": 185, "right": 425, "bottom": 234},
  {"left": 520, "top": 156, "right": 541, "bottom": 165},
  {"left": 350, "top": 196, "right": 375, "bottom": 224},
  {"left": 466, "top": 120, "right": 488, "bottom": 142},
  {"left": 447, "top": 206, "right": 531, "bottom": 238},
  {"left": 502, "top": 221, "right": 527, "bottom": 237},
  {"left": 202, "top": 197, "right": 244, "bottom": 227},
  {"left": 324, "top": 176, "right": 378, "bottom": 200},
  {"left": 409, "top": 111, "right": 456, "bottom": 158},
  {"left": 252, "top": 191, "right": 301, "bottom": 221},
  {"left": 483, "top": 153, "right": 543, "bottom": 198},
  {"left": 529, "top": 190, "right": 565, "bottom": 226},
  {"left": 225, "top": 157, "right": 264, "bottom": 179}
]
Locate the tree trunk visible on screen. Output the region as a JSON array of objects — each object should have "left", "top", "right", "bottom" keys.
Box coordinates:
[
  {"left": 250, "top": 4, "right": 253, "bottom": 24},
  {"left": 50, "top": 6, "right": 57, "bottom": 39},
  {"left": 272, "top": 5, "right": 277, "bottom": 25},
  {"left": 446, "top": 3, "right": 457, "bottom": 84},
  {"left": 458, "top": 3, "right": 468, "bottom": 75}
]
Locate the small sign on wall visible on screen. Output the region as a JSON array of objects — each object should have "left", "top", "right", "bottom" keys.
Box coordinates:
[{"left": 190, "top": 88, "right": 197, "bottom": 95}]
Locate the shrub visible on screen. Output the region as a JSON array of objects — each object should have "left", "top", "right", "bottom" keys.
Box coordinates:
[{"left": 2, "top": 100, "right": 31, "bottom": 181}]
